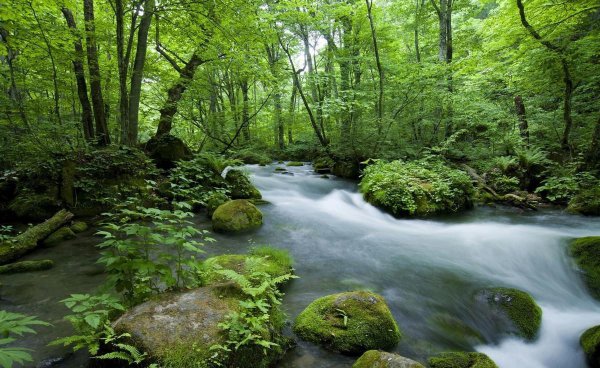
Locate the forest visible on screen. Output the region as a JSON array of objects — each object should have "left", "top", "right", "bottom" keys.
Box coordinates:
[{"left": 0, "top": 0, "right": 600, "bottom": 367}]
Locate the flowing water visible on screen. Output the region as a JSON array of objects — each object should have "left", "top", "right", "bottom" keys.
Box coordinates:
[{"left": 2, "top": 163, "right": 599, "bottom": 367}]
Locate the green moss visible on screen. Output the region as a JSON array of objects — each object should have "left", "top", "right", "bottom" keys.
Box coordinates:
[
  {"left": 430, "top": 313, "right": 484, "bottom": 345},
  {"left": 485, "top": 287, "right": 542, "bottom": 340},
  {"left": 70, "top": 221, "right": 88, "bottom": 233},
  {"left": 232, "top": 150, "right": 272, "bottom": 166},
  {"left": 333, "top": 161, "right": 360, "bottom": 179},
  {"left": 353, "top": 350, "right": 425, "bottom": 368},
  {"left": 0, "top": 259, "right": 54, "bottom": 274},
  {"left": 225, "top": 170, "right": 261, "bottom": 200},
  {"left": 205, "top": 192, "right": 230, "bottom": 217},
  {"left": 201, "top": 247, "right": 293, "bottom": 285},
  {"left": 145, "top": 134, "right": 192, "bottom": 169},
  {"left": 274, "top": 167, "right": 286, "bottom": 172},
  {"left": 293, "top": 291, "right": 401, "bottom": 354},
  {"left": 428, "top": 352, "right": 498, "bottom": 368},
  {"left": 212, "top": 200, "right": 263, "bottom": 233},
  {"left": 287, "top": 161, "right": 304, "bottom": 167},
  {"left": 43, "top": 226, "right": 76, "bottom": 246},
  {"left": 570, "top": 237, "right": 600, "bottom": 299},
  {"left": 568, "top": 187, "right": 600, "bottom": 216},
  {"left": 359, "top": 160, "right": 474, "bottom": 217},
  {"left": 580, "top": 325, "right": 600, "bottom": 368}
]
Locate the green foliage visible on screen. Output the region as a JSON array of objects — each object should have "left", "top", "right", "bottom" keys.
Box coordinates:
[
  {"left": 97, "top": 202, "right": 212, "bottom": 306},
  {"left": 51, "top": 294, "right": 153, "bottom": 366},
  {"left": 0, "top": 311, "right": 49, "bottom": 368},
  {"left": 231, "top": 150, "right": 272, "bottom": 166},
  {"left": 209, "top": 259, "right": 296, "bottom": 366},
  {"left": 0, "top": 226, "right": 14, "bottom": 243},
  {"left": 360, "top": 159, "right": 474, "bottom": 217}
]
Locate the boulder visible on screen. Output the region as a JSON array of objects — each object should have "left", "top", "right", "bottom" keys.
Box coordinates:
[
  {"left": 333, "top": 161, "right": 360, "bottom": 179},
  {"left": 212, "top": 200, "right": 263, "bottom": 233},
  {"left": 43, "top": 226, "right": 76, "bottom": 246},
  {"left": 145, "top": 134, "right": 192, "bottom": 169},
  {"left": 569, "top": 236, "right": 600, "bottom": 299},
  {"left": 70, "top": 221, "right": 88, "bottom": 233},
  {"left": 202, "top": 246, "right": 293, "bottom": 285},
  {"left": 293, "top": 291, "right": 401, "bottom": 354},
  {"left": 205, "top": 192, "right": 230, "bottom": 217},
  {"left": 113, "top": 284, "right": 283, "bottom": 367},
  {"left": 428, "top": 352, "right": 498, "bottom": 368},
  {"left": 353, "top": 350, "right": 425, "bottom": 368},
  {"left": 225, "top": 170, "right": 261, "bottom": 200},
  {"left": 479, "top": 287, "right": 541, "bottom": 340},
  {"left": 580, "top": 325, "right": 600, "bottom": 368}
]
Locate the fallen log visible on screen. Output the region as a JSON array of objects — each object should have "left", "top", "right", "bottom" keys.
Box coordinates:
[
  {"left": 0, "top": 209, "right": 73, "bottom": 265},
  {"left": 0, "top": 259, "right": 54, "bottom": 274}
]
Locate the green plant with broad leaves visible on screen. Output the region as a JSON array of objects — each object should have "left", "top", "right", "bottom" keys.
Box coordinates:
[
  {"left": 50, "top": 294, "right": 154, "bottom": 366},
  {"left": 209, "top": 257, "right": 296, "bottom": 366},
  {"left": 0, "top": 310, "right": 49, "bottom": 368},
  {"left": 97, "top": 201, "right": 212, "bottom": 306}
]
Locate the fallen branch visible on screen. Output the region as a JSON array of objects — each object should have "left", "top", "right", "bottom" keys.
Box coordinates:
[
  {"left": 0, "top": 260, "right": 54, "bottom": 274},
  {"left": 0, "top": 209, "right": 74, "bottom": 264}
]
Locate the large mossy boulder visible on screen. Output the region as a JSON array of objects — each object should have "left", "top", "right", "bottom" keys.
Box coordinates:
[
  {"left": 232, "top": 150, "right": 272, "bottom": 165},
  {"left": 360, "top": 160, "right": 474, "bottom": 217},
  {"left": 205, "top": 192, "right": 230, "bottom": 217},
  {"left": 568, "top": 186, "right": 600, "bottom": 216},
  {"left": 113, "top": 284, "right": 284, "bottom": 367},
  {"left": 479, "top": 287, "right": 542, "bottom": 340},
  {"left": 580, "top": 325, "right": 600, "bottom": 368},
  {"left": 202, "top": 246, "right": 293, "bottom": 285},
  {"left": 225, "top": 170, "right": 261, "bottom": 200},
  {"left": 333, "top": 160, "right": 360, "bottom": 179},
  {"left": 42, "top": 226, "right": 76, "bottom": 246},
  {"left": 569, "top": 236, "right": 600, "bottom": 299},
  {"left": 428, "top": 352, "right": 498, "bottom": 368},
  {"left": 212, "top": 199, "right": 263, "bottom": 233},
  {"left": 293, "top": 291, "right": 401, "bottom": 354},
  {"left": 145, "top": 134, "right": 192, "bottom": 169},
  {"left": 353, "top": 350, "right": 425, "bottom": 368}
]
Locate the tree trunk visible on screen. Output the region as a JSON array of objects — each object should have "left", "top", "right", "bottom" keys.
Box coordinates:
[
  {"left": 62, "top": 7, "right": 94, "bottom": 141},
  {"left": 240, "top": 79, "right": 250, "bottom": 142},
  {"left": 0, "top": 210, "right": 73, "bottom": 264},
  {"left": 155, "top": 53, "right": 204, "bottom": 137},
  {"left": 585, "top": 115, "right": 600, "bottom": 170},
  {"left": 366, "top": 0, "right": 384, "bottom": 131},
  {"left": 274, "top": 91, "right": 284, "bottom": 149},
  {"left": 127, "top": 0, "right": 155, "bottom": 145},
  {"left": 514, "top": 95, "right": 529, "bottom": 144},
  {"left": 83, "top": 0, "right": 110, "bottom": 145},
  {"left": 116, "top": 0, "right": 129, "bottom": 144}
]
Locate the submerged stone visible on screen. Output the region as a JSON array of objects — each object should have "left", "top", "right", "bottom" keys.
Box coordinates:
[
  {"left": 293, "top": 291, "right": 401, "bottom": 354},
  {"left": 581, "top": 325, "right": 600, "bottom": 368},
  {"left": 353, "top": 350, "right": 425, "bottom": 368},
  {"left": 569, "top": 236, "right": 600, "bottom": 300},
  {"left": 428, "top": 352, "right": 498, "bottom": 368},
  {"left": 212, "top": 199, "right": 263, "bottom": 233},
  {"left": 479, "top": 287, "right": 542, "bottom": 340}
]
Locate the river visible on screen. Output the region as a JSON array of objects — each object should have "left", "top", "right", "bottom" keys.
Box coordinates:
[{"left": 2, "top": 163, "right": 599, "bottom": 367}]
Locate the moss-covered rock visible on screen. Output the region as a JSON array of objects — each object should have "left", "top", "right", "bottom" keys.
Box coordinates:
[
  {"left": 212, "top": 200, "right": 263, "bottom": 233},
  {"left": 293, "top": 291, "right": 401, "bottom": 354},
  {"left": 232, "top": 150, "right": 272, "bottom": 165},
  {"left": 568, "top": 186, "right": 600, "bottom": 216},
  {"left": 8, "top": 191, "right": 60, "bottom": 221},
  {"left": 202, "top": 246, "right": 293, "bottom": 285},
  {"left": 0, "top": 259, "right": 54, "bottom": 274},
  {"left": 359, "top": 160, "right": 474, "bottom": 217},
  {"left": 43, "top": 226, "right": 76, "bottom": 246},
  {"left": 70, "top": 221, "right": 88, "bottom": 233},
  {"left": 481, "top": 287, "right": 542, "bottom": 340},
  {"left": 580, "top": 325, "right": 600, "bottom": 368},
  {"left": 225, "top": 170, "right": 261, "bottom": 200},
  {"left": 287, "top": 161, "right": 304, "bottom": 167},
  {"left": 333, "top": 161, "right": 360, "bottom": 179},
  {"left": 274, "top": 167, "right": 286, "bottom": 172},
  {"left": 313, "top": 157, "right": 334, "bottom": 174},
  {"left": 569, "top": 236, "right": 600, "bottom": 299},
  {"left": 428, "top": 352, "right": 498, "bottom": 368},
  {"left": 205, "top": 192, "right": 230, "bottom": 217},
  {"left": 145, "top": 134, "right": 192, "bottom": 169},
  {"left": 353, "top": 350, "right": 425, "bottom": 368},
  {"left": 113, "top": 284, "right": 285, "bottom": 367}
]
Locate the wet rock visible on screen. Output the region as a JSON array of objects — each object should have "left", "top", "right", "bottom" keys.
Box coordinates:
[
  {"left": 353, "top": 350, "right": 425, "bottom": 368},
  {"left": 293, "top": 291, "right": 401, "bottom": 354},
  {"left": 43, "top": 226, "right": 76, "bottom": 246},
  {"left": 225, "top": 170, "right": 261, "bottom": 200},
  {"left": 70, "top": 221, "right": 88, "bottom": 233},
  {"left": 569, "top": 236, "right": 600, "bottom": 299},
  {"left": 428, "top": 352, "right": 498, "bottom": 368},
  {"left": 212, "top": 199, "right": 263, "bottom": 233},
  {"left": 580, "top": 325, "right": 600, "bottom": 368}
]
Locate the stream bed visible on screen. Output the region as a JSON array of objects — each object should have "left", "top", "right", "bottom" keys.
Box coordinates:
[{"left": 2, "top": 163, "right": 599, "bottom": 368}]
